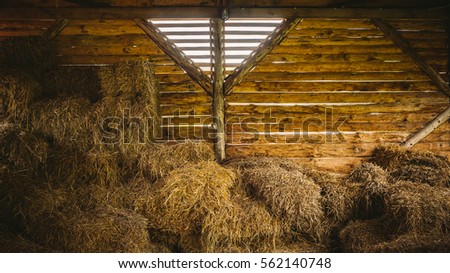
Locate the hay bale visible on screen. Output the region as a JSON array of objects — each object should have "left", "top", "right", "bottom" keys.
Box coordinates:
[
  {"left": 372, "top": 232, "right": 450, "bottom": 253},
  {"left": 149, "top": 161, "right": 235, "bottom": 235},
  {"left": 339, "top": 218, "right": 391, "bottom": 252},
  {"left": 240, "top": 164, "right": 326, "bottom": 241},
  {"left": 25, "top": 206, "right": 151, "bottom": 253},
  {"left": 0, "top": 37, "right": 57, "bottom": 81},
  {"left": 94, "top": 97, "right": 160, "bottom": 146},
  {"left": 0, "top": 69, "right": 41, "bottom": 121},
  {"left": 371, "top": 145, "right": 450, "bottom": 187},
  {"left": 43, "top": 67, "right": 101, "bottom": 102},
  {"left": 202, "top": 190, "right": 283, "bottom": 252},
  {"left": 98, "top": 59, "right": 159, "bottom": 102},
  {"left": 29, "top": 97, "right": 94, "bottom": 150},
  {"left": 0, "top": 224, "right": 46, "bottom": 253},
  {"left": 346, "top": 163, "right": 390, "bottom": 219},
  {"left": 141, "top": 141, "right": 214, "bottom": 178},
  {"left": 257, "top": 238, "right": 328, "bottom": 253},
  {"left": 385, "top": 181, "right": 450, "bottom": 234}
]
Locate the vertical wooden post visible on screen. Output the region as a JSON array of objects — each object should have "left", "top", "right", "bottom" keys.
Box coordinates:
[{"left": 211, "top": 18, "right": 226, "bottom": 162}]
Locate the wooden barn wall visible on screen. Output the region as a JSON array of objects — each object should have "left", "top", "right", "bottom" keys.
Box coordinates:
[{"left": 226, "top": 19, "right": 450, "bottom": 173}]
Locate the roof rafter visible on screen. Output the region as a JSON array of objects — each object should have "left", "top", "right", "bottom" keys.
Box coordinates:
[
  {"left": 0, "top": 7, "right": 445, "bottom": 20},
  {"left": 42, "top": 19, "right": 69, "bottom": 41},
  {"left": 371, "top": 18, "right": 450, "bottom": 98},
  {"left": 135, "top": 18, "right": 212, "bottom": 95},
  {"left": 224, "top": 18, "right": 301, "bottom": 95}
]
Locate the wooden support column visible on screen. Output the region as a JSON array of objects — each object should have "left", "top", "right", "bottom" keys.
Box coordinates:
[
  {"left": 211, "top": 18, "right": 226, "bottom": 162},
  {"left": 43, "top": 19, "right": 69, "bottom": 41},
  {"left": 135, "top": 19, "right": 212, "bottom": 94},
  {"left": 371, "top": 18, "right": 450, "bottom": 97},
  {"left": 224, "top": 18, "right": 301, "bottom": 95},
  {"left": 402, "top": 105, "right": 450, "bottom": 148}
]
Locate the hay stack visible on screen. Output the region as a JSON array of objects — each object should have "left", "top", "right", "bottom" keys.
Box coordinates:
[
  {"left": 43, "top": 67, "right": 101, "bottom": 102},
  {"left": 339, "top": 218, "right": 391, "bottom": 252},
  {"left": 25, "top": 206, "right": 151, "bottom": 253},
  {"left": 371, "top": 146, "right": 450, "bottom": 187},
  {"left": 385, "top": 181, "right": 450, "bottom": 234},
  {"left": 346, "top": 163, "right": 390, "bottom": 219},
  {"left": 149, "top": 161, "right": 235, "bottom": 235},
  {"left": 257, "top": 238, "right": 328, "bottom": 253},
  {"left": 141, "top": 141, "right": 214, "bottom": 178},
  {"left": 0, "top": 69, "right": 41, "bottom": 122},
  {"left": 202, "top": 189, "right": 283, "bottom": 252},
  {"left": 372, "top": 233, "right": 450, "bottom": 253},
  {"left": 0, "top": 37, "right": 57, "bottom": 82},
  {"left": 0, "top": 224, "right": 46, "bottom": 253},
  {"left": 238, "top": 161, "right": 326, "bottom": 242},
  {"left": 29, "top": 97, "right": 94, "bottom": 150}
]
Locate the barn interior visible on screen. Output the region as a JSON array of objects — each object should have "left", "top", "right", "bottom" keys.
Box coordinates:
[{"left": 0, "top": 0, "right": 449, "bottom": 253}]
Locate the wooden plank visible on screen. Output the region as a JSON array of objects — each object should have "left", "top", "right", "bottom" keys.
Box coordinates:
[
  {"left": 160, "top": 92, "right": 211, "bottom": 105},
  {"left": 43, "top": 19, "right": 69, "bottom": 41},
  {"left": 289, "top": 29, "right": 447, "bottom": 40},
  {"left": 243, "top": 71, "right": 430, "bottom": 82},
  {"left": 56, "top": 44, "right": 164, "bottom": 55},
  {"left": 58, "top": 54, "right": 170, "bottom": 65},
  {"left": 227, "top": 131, "right": 410, "bottom": 145},
  {"left": 135, "top": 18, "right": 212, "bottom": 95},
  {"left": 160, "top": 82, "right": 204, "bottom": 92},
  {"left": 228, "top": 91, "right": 445, "bottom": 104},
  {"left": 162, "top": 104, "right": 211, "bottom": 116},
  {"left": 262, "top": 53, "right": 414, "bottom": 63},
  {"left": 371, "top": 19, "right": 450, "bottom": 97},
  {"left": 211, "top": 18, "right": 226, "bottom": 162},
  {"left": 226, "top": 103, "right": 449, "bottom": 115},
  {"left": 226, "top": 143, "right": 377, "bottom": 157},
  {"left": 0, "top": 7, "right": 445, "bottom": 20},
  {"left": 294, "top": 19, "right": 375, "bottom": 29},
  {"left": 281, "top": 37, "right": 395, "bottom": 46},
  {"left": 402, "top": 105, "right": 450, "bottom": 148},
  {"left": 224, "top": 18, "right": 301, "bottom": 95},
  {"left": 252, "top": 62, "right": 419, "bottom": 73},
  {"left": 272, "top": 45, "right": 403, "bottom": 54},
  {"left": 233, "top": 81, "right": 438, "bottom": 92}
]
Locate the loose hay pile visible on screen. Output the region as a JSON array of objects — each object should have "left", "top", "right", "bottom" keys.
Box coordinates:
[
  {"left": 0, "top": 224, "right": 46, "bottom": 253},
  {"left": 371, "top": 145, "right": 450, "bottom": 187}
]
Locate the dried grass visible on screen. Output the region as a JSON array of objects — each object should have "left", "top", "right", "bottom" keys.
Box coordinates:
[
  {"left": 202, "top": 187, "right": 282, "bottom": 252},
  {"left": 43, "top": 67, "right": 101, "bottom": 102},
  {"left": 0, "top": 37, "right": 57, "bottom": 81},
  {"left": 371, "top": 145, "right": 450, "bottom": 187},
  {"left": 339, "top": 218, "right": 391, "bottom": 252},
  {"left": 141, "top": 141, "right": 214, "bottom": 178},
  {"left": 25, "top": 206, "right": 151, "bottom": 253},
  {"left": 346, "top": 163, "right": 390, "bottom": 219},
  {"left": 239, "top": 162, "right": 326, "bottom": 242},
  {"left": 29, "top": 97, "right": 94, "bottom": 150},
  {"left": 385, "top": 181, "right": 450, "bottom": 234},
  {"left": 257, "top": 238, "right": 328, "bottom": 253},
  {"left": 0, "top": 69, "right": 41, "bottom": 122},
  {"left": 149, "top": 161, "right": 235, "bottom": 235},
  {"left": 372, "top": 232, "right": 450, "bottom": 253},
  {"left": 0, "top": 224, "right": 46, "bottom": 253}
]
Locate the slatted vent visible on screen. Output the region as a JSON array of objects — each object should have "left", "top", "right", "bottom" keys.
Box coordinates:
[{"left": 150, "top": 19, "right": 283, "bottom": 77}]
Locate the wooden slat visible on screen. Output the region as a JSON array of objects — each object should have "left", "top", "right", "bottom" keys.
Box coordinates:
[
  {"left": 233, "top": 81, "right": 438, "bottom": 92},
  {"left": 226, "top": 103, "right": 449, "bottom": 115},
  {"left": 272, "top": 45, "right": 403, "bottom": 54},
  {"left": 371, "top": 19, "right": 450, "bottom": 97},
  {"left": 226, "top": 143, "right": 377, "bottom": 157},
  {"left": 243, "top": 72, "right": 430, "bottom": 82},
  {"left": 43, "top": 19, "right": 69, "bottom": 41},
  {"left": 56, "top": 44, "right": 164, "bottom": 55},
  {"left": 252, "top": 62, "right": 419, "bottom": 73},
  {"left": 281, "top": 37, "right": 395, "bottom": 46},
  {"left": 160, "top": 92, "right": 211, "bottom": 104},
  {"left": 58, "top": 55, "right": 170, "bottom": 65},
  {"left": 135, "top": 18, "right": 212, "bottom": 94},
  {"left": 228, "top": 91, "right": 445, "bottom": 104},
  {"left": 162, "top": 104, "right": 211, "bottom": 116}
]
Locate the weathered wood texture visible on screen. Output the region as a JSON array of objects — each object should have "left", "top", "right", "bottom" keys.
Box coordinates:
[{"left": 227, "top": 18, "right": 450, "bottom": 173}]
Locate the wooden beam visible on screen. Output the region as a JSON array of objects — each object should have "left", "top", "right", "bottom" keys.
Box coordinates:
[
  {"left": 42, "top": 19, "right": 69, "bottom": 41},
  {"left": 371, "top": 18, "right": 450, "bottom": 98},
  {"left": 0, "top": 7, "right": 445, "bottom": 20},
  {"left": 135, "top": 18, "right": 212, "bottom": 95},
  {"left": 402, "top": 105, "right": 450, "bottom": 148},
  {"left": 211, "top": 18, "right": 226, "bottom": 162},
  {"left": 224, "top": 18, "right": 301, "bottom": 95}
]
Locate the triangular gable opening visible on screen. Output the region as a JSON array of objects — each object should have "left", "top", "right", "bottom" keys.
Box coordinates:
[{"left": 149, "top": 18, "right": 283, "bottom": 78}]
